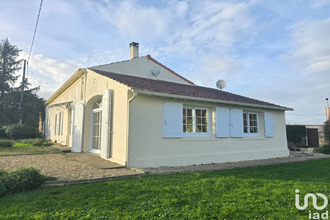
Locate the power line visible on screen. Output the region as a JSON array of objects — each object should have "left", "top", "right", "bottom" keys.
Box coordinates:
[
  {"left": 28, "top": 68, "right": 53, "bottom": 98},
  {"left": 286, "top": 113, "right": 324, "bottom": 116},
  {"left": 27, "top": 0, "right": 43, "bottom": 63}
]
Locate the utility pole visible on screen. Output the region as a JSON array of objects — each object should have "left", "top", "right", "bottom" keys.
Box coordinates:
[
  {"left": 326, "top": 98, "right": 330, "bottom": 121},
  {"left": 19, "top": 60, "right": 26, "bottom": 125}
]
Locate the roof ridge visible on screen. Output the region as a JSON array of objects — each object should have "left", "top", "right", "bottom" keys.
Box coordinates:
[{"left": 146, "top": 55, "right": 195, "bottom": 85}]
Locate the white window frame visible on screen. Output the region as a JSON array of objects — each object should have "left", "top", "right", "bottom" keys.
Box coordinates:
[
  {"left": 183, "top": 106, "right": 210, "bottom": 137},
  {"left": 90, "top": 98, "right": 102, "bottom": 154},
  {"left": 243, "top": 111, "right": 259, "bottom": 136}
]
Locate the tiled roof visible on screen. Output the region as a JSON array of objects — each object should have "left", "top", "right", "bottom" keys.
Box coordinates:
[{"left": 90, "top": 68, "right": 289, "bottom": 110}]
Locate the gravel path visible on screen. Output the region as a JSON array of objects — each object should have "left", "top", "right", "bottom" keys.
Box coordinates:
[{"left": 0, "top": 153, "right": 143, "bottom": 182}]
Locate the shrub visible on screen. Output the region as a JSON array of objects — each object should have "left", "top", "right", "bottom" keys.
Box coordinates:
[
  {"left": 314, "top": 145, "right": 330, "bottom": 154},
  {"left": 0, "top": 167, "right": 45, "bottom": 195},
  {"left": 0, "top": 181, "right": 5, "bottom": 196},
  {"left": 324, "top": 121, "right": 330, "bottom": 145},
  {"left": 5, "top": 124, "right": 37, "bottom": 139},
  {"left": 33, "top": 138, "right": 49, "bottom": 147},
  {"left": 32, "top": 139, "right": 53, "bottom": 147},
  {"left": 0, "top": 140, "right": 14, "bottom": 148},
  {"left": 0, "top": 170, "right": 9, "bottom": 196},
  {"left": 0, "top": 127, "right": 7, "bottom": 139}
]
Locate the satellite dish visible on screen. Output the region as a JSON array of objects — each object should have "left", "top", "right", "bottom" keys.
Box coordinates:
[
  {"left": 151, "top": 66, "right": 161, "bottom": 76},
  {"left": 216, "top": 80, "right": 226, "bottom": 90}
]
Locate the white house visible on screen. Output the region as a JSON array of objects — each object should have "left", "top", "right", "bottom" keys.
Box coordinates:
[{"left": 44, "top": 42, "right": 292, "bottom": 168}]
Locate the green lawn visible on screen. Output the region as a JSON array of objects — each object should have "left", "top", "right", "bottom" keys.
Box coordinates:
[
  {"left": 0, "top": 159, "right": 329, "bottom": 219},
  {"left": 0, "top": 139, "right": 60, "bottom": 156}
]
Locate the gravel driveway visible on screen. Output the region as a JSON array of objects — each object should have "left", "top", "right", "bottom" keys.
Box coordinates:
[{"left": 0, "top": 153, "right": 143, "bottom": 183}]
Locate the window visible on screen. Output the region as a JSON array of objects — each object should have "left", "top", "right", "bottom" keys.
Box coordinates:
[
  {"left": 54, "top": 112, "right": 64, "bottom": 136},
  {"left": 243, "top": 112, "right": 259, "bottom": 135},
  {"left": 91, "top": 98, "right": 102, "bottom": 152},
  {"left": 183, "top": 107, "right": 208, "bottom": 134}
]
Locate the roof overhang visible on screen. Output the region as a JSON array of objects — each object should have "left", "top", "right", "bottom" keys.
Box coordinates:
[
  {"left": 45, "top": 68, "right": 86, "bottom": 106},
  {"left": 132, "top": 89, "right": 293, "bottom": 111},
  {"left": 47, "top": 101, "right": 73, "bottom": 109}
]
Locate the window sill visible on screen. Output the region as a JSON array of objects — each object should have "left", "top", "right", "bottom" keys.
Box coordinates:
[
  {"left": 179, "top": 136, "right": 216, "bottom": 141},
  {"left": 240, "top": 136, "right": 266, "bottom": 140}
]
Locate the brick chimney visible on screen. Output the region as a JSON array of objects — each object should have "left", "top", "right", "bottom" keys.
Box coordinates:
[{"left": 129, "top": 42, "right": 139, "bottom": 59}]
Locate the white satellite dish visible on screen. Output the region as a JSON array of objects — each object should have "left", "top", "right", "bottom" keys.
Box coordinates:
[
  {"left": 151, "top": 66, "right": 161, "bottom": 76},
  {"left": 216, "top": 80, "right": 226, "bottom": 90}
]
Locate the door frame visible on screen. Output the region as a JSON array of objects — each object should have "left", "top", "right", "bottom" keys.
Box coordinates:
[{"left": 89, "top": 99, "right": 102, "bottom": 154}]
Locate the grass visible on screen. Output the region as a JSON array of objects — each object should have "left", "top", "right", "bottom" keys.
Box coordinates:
[
  {"left": 0, "top": 139, "right": 60, "bottom": 156},
  {"left": 0, "top": 158, "right": 329, "bottom": 219}
]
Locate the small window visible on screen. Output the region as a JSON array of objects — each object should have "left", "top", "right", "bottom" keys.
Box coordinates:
[
  {"left": 243, "top": 112, "right": 259, "bottom": 135},
  {"left": 183, "top": 107, "right": 209, "bottom": 135}
]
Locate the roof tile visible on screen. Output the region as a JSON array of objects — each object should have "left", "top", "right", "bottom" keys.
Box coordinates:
[{"left": 90, "top": 68, "right": 288, "bottom": 110}]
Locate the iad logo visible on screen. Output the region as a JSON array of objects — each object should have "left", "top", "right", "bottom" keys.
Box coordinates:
[{"left": 295, "top": 189, "right": 328, "bottom": 219}]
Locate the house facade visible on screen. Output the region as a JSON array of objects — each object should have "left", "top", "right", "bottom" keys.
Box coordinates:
[{"left": 44, "top": 43, "right": 291, "bottom": 168}]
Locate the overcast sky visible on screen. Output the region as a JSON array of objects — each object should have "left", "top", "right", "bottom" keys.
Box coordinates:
[{"left": 1, "top": 0, "right": 329, "bottom": 125}]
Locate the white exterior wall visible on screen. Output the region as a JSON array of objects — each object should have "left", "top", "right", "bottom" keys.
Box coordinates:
[
  {"left": 91, "top": 56, "right": 191, "bottom": 85},
  {"left": 46, "top": 78, "right": 82, "bottom": 145},
  {"left": 45, "top": 69, "right": 130, "bottom": 166},
  {"left": 82, "top": 70, "right": 129, "bottom": 165},
  {"left": 128, "top": 95, "right": 289, "bottom": 168}
]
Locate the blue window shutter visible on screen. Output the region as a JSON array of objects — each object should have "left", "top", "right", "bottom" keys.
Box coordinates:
[
  {"left": 163, "top": 102, "right": 183, "bottom": 138},
  {"left": 264, "top": 112, "right": 274, "bottom": 137},
  {"left": 230, "top": 109, "right": 243, "bottom": 137},
  {"left": 216, "top": 107, "right": 230, "bottom": 137}
]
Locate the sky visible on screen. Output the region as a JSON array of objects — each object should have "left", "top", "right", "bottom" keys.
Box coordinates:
[{"left": 1, "top": 0, "right": 329, "bottom": 125}]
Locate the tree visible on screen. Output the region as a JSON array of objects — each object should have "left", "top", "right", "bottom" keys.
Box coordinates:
[
  {"left": 324, "top": 121, "right": 330, "bottom": 145},
  {"left": 0, "top": 38, "right": 45, "bottom": 129},
  {"left": 0, "top": 38, "right": 21, "bottom": 119},
  {"left": 1, "top": 84, "right": 45, "bottom": 128}
]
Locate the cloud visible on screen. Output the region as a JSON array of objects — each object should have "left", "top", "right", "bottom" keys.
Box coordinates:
[
  {"left": 18, "top": 52, "right": 80, "bottom": 99},
  {"left": 90, "top": 0, "right": 169, "bottom": 41},
  {"left": 287, "top": 18, "right": 330, "bottom": 75},
  {"left": 193, "top": 54, "right": 245, "bottom": 87},
  {"left": 310, "top": 0, "right": 330, "bottom": 8}
]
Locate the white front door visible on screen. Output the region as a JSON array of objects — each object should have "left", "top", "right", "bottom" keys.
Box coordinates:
[{"left": 90, "top": 99, "right": 102, "bottom": 154}]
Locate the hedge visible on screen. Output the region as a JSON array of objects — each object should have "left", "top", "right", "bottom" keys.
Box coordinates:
[
  {"left": 5, "top": 124, "right": 37, "bottom": 139},
  {"left": 0, "top": 128, "right": 7, "bottom": 139},
  {"left": 0, "top": 140, "right": 14, "bottom": 148},
  {"left": 286, "top": 125, "right": 306, "bottom": 146},
  {"left": 324, "top": 121, "right": 330, "bottom": 145}
]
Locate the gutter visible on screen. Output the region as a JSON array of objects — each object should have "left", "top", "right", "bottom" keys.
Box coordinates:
[
  {"left": 126, "top": 90, "right": 137, "bottom": 168},
  {"left": 132, "top": 89, "right": 293, "bottom": 111}
]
